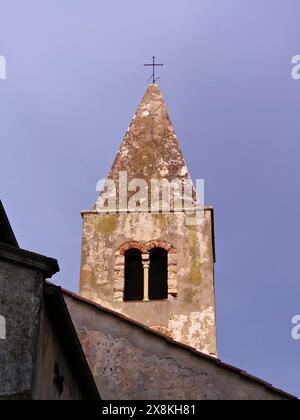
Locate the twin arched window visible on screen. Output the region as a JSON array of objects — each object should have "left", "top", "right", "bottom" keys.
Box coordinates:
[{"left": 124, "top": 247, "right": 168, "bottom": 302}]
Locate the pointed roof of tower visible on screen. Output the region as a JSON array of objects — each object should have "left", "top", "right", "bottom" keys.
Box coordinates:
[
  {"left": 109, "top": 84, "right": 191, "bottom": 184},
  {"left": 95, "top": 84, "right": 197, "bottom": 211}
]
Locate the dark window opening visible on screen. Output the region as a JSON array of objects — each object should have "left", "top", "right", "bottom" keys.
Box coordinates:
[
  {"left": 149, "top": 248, "right": 168, "bottom": 300},
  {"left": 124, "top": 249, "right": 144, "bottom": 301}
]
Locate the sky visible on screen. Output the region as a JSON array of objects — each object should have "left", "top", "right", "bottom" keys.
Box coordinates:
[{"left": 1, "top": 0, "right": 300, "bottom": 398}]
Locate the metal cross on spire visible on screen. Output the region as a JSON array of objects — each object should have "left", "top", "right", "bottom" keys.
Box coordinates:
[{"left": 144, "top": 56, "right": 164, "bottom": 84}]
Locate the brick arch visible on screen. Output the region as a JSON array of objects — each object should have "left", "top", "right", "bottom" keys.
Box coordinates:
[
  {"left": 118, "top": 241, "right": 145, "bottom": 256},
  {"left": 144, "top": 240, "right": 176, "bottom": 254},
  {"left": 114, "top": 239, "right": 178, "bottom": 301}
]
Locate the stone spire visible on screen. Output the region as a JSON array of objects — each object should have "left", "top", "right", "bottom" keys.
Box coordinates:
[{"left": 103, "top": 83, "right": 192, "bottom": 187}]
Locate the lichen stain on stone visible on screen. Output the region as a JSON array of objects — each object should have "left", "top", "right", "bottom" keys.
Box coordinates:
[
  {"left": 96, "top": 215, "right": 118, "bottom": 234},
  {"left": 154, "top": 214, "right": 170, "bottom": 232},
  {"left": 188, "top": 227, "right": 202, "bottom": 286}
]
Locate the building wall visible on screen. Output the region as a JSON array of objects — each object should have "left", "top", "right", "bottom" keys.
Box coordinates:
[
  {"left": 33, "top": 300, "right": 86, "bottom": 401},
  {"left": 0, "top": 257, "right": 96, "bottom": 400},
  {"left": 64, "top": 294, "right": 289, "bottom": 401},
  {"left": 0, "top": 260, "right": 43, "bottom": 400},
  {"left": 79, "top": 209, "right": 217, "bottom": 357}
]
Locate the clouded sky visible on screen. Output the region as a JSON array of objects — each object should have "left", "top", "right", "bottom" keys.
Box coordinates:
[{"left": 1, "top": 0, "right": 300, "bottom": 397}]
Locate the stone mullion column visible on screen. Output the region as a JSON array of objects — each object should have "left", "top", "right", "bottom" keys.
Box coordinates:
[{"left": 142, "top": 254, "right": 150, "bottom": 301}]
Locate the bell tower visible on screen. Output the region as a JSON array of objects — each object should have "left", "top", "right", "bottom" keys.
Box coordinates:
[{"left": 79, "top": 84, "right": 217, "bottom": 357}]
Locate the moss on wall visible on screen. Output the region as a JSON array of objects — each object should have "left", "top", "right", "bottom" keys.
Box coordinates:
[{"left": 96, "top": 215, "right": 118, "bottom": 234}]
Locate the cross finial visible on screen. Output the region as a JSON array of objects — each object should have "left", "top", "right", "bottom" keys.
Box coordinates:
[{"left": 144, "top": 56, "right": 164, "bottom": 84}]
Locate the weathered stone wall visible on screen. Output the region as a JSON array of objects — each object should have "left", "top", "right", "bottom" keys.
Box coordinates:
[
  {"left": 80, "top": 209, "right": 217, "bottom": 357},
  {"left": 33, "top": 300, "right": 86, "bottom": 401},
  {"left": 64, "top": 293, "right": 289, "bottom": 401},
  {"left": 0, "top": 253, "right": 96, "bottom": 400},
  {"left": 0, "top": 260, "right": 43, "bottom": 399}
]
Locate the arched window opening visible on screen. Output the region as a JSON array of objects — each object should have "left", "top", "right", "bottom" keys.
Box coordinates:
[
  {"left": 149, "top": 248, "right": 168, "bottom": 300},
  {"left": 124, "top": 249, "right": 144, "bottom": 301}
]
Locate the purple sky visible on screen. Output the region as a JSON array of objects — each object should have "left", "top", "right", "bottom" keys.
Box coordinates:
[{"left": 1, "top": 0, "right": 300, "bottom": 397}]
